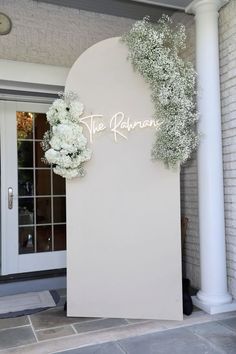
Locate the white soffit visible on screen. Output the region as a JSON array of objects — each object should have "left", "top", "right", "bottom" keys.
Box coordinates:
[{"left": 131, "top": 0, "right": 192, "bottom": 10}]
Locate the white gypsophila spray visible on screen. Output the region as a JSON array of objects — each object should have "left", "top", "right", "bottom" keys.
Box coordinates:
[
  {"left": 122, "top": 15, "right": 199, "bottom": 167},
  {"left": 41, "top": 92, "right": 92, "bottom": 179}
]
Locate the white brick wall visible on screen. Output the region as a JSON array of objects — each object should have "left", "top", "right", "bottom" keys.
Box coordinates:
[
  {"left": 220, "top": 0, "right": 236, "bottom": 299},
  {"left": 0, "top": 0, "right": 134, "bottom": 67},
  {"left": 171, "top": 12, "right": 200, "bottom": 290}
]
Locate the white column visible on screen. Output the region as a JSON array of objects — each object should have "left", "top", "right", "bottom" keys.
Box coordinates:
[{"left": 186, "top": 0, "right": 236, "bottom": 314}]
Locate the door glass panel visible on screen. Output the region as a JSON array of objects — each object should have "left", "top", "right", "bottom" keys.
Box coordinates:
[
  {"left": 54, "top": 225, "right": 66, "bottom": 251},
  {"left": 53, "top": 197, "right": 66, "bottom": 223},
  {"left": 17, "top": 111, "right": 66, "bottom": 254},
  {"left": 18, "top": 141, "right": 33, "bottom": 167},
  {"left": 35, "top": 141, "right": 45, "bottom": 168},
  {"left": 37, "top": 226, "right": 52, "bottom": 252},
  {"left": 19, "top": 198, "right": 34, "bottom": 225},
  {"left": 36, "top": 197, "right": 51, "bottom": 224},
  {"left": 36, "top": 169, "right": 51, "bottom": 195},
  {"left": 17, "top": 112, "right": 33, "bottom": 139},
  {"left": 18, "top": 170, "right": 34, "bottom": 196},
  {"left": 35, "top": 113, "right": 50, "bottom": 140},
  {"left": 53, "top": 174, "right": 66, "bottom": 195},
  {"left": 19, "top": 227, "right": 35, "bottom": 254}
]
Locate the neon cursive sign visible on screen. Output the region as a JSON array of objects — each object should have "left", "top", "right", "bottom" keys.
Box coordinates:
[{"left": 80, "top": 112, "right": 160, "bottom": 143}]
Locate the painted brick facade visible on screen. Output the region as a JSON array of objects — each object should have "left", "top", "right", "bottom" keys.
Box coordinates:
[
  {"left": 0, "top": 0, "right": 134, "bottom": 67},
  {"left": 171, "top": 12, "right": 200, "bottom": 290},
  {"left": 220, "top": 0, "right": 236, "bottom": 298}
]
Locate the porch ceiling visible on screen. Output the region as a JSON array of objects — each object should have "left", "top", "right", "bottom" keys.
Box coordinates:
[
  {"left": 132, "top": 0, "right": 192, "bottom": 10},
  {"left": 33, "top": 0, "right": 185, "bottom": 20}
]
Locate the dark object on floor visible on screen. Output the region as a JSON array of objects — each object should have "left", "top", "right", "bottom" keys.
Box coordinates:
[
  {"left": 183, "top": 278, "right": 193, "bottom": 316},
  {"left": 181, "top": 216, "right": 193, "bottom": 315},
  {"left": 64, "top": 301, "right": 67, "bottom": 311}
]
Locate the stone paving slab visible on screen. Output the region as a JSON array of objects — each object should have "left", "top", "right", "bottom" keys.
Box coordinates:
[
  {"left": 117, "top": 327, "right": 222, "bottom": 354},
  {"left": 56, "top": 320, "right": 236, "bottom": 354},
  {"left": 1, "top": 327, "right": 117, "bottom": 353},
  {"left": 0, "top": 305, "right": 236, "bottom": 353},
  {"left": 0, "top": 315, "right": 29, "bottom": 330},
  {"left": 30, "top": 307, "right": 100, "bottom": 330},
  {"left": 0, "top": 326, "right": 36, "bottom": 350},
  {"left": 219, "top": 316, "right": 236, "bottom": 332},
  {"left": 188, "top": 321, "right": 236, "bottom": 354},
  {"left": 36, "top": 325, "right": 76, "bottom": 341},
  {"left": 73, "top": 318, "right": 128, "bottom": 334},
  {"left": 56, "top": 342, "right": 125, "bottom": 354},
  {"left": 56, "top": 325, "right": 224, "bottom": 354}
]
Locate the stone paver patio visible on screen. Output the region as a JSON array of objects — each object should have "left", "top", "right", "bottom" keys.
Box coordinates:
[{"left": 0, "top": 289, "right": 235, "bottom": 353}]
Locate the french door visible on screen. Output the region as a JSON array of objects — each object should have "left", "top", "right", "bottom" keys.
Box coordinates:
[{"left": 0, "top": 101, "right": 66, "bottom": 275}]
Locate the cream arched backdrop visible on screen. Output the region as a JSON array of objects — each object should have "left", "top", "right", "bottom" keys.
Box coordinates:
[{"left": 65, "top": 37, "right": 182, "bottom": 320}]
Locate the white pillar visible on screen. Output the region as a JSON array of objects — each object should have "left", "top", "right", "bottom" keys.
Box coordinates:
[{"left": 186, "top": 0, "right": 236, "bottom": 314}]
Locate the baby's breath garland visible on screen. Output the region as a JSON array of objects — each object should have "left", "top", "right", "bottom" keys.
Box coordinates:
[{"left": 122, "top": 15, "right": 199, "bottom": 167}]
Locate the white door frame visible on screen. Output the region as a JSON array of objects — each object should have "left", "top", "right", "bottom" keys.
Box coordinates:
[
  {"left": 0, "top": 60, "right": 69, "bottom": 275},
  {"left": 1, "top": 101, "right": 68, "bottom": 274}
]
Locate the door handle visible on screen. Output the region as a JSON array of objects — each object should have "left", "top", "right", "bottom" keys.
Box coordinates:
[{"left": 8, "top": 187, "right": 13, "bottom": 209}]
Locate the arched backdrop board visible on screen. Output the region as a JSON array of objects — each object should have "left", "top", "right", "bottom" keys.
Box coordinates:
[{"left": 65, "top": 37, "right": 182, "bottom": 320}]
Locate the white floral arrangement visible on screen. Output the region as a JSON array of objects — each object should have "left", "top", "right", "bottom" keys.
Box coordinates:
[
  {"left": 42, "top": 92, "right": 92, "bottom": 179},
  {"left": 122, "top": 15, "right": 199, "bottom": 167}
]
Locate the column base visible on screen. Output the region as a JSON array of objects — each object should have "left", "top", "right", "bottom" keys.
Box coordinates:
[{"left": 192, "top": 296, "right": 236, "bottom": 315}]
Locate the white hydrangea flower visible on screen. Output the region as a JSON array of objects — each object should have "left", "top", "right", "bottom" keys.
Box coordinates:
[
  {"left": 70, "top": 101, "right": 84, "bottom": 120},
  {"left": 46, "top": 99, "right": 69, "bottom": 125},
  {"left": 50, "top": 134, "right": 61, "bottom": 151},
  {"left": 53, "top": 99, "right": 67, "bottom": 111},
  {"left": 45, "top": 148, "right": 60, "bottom": 163},
  {"left": 53, "top": 166, "right": 80, "bottom": 179},
  {"left": 42, "top": 92, "right": 92, "bottom": 179}
]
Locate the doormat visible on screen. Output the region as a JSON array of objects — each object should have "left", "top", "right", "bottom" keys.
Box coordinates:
[{"left": 0, "top": 290, "right": 60, "bottom": 318}]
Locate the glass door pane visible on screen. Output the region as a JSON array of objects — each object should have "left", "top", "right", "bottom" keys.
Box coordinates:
[{"left": 17, "top": 112, "right": 66, "bottom": 255}]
